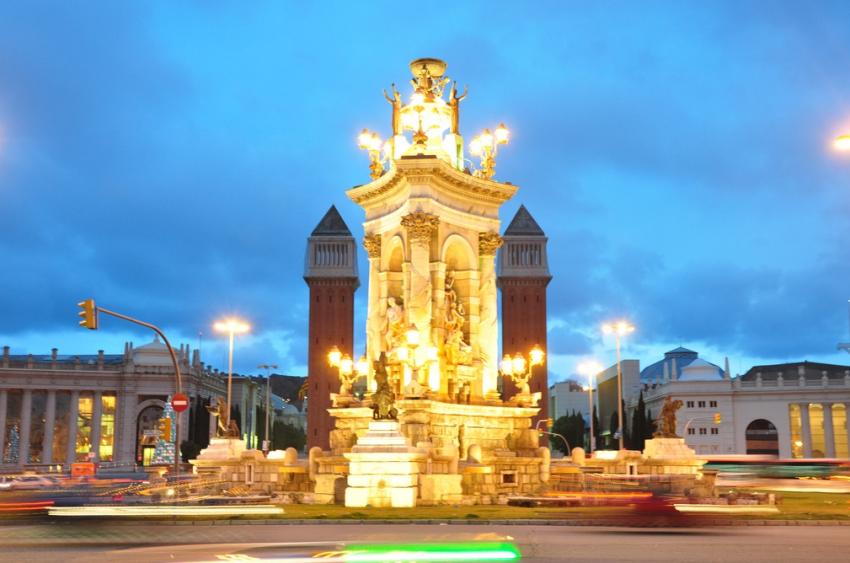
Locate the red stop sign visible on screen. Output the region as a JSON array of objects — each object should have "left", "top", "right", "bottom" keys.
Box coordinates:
[{"left": 172, "top": 393, "right": 189, "bottom": 413}]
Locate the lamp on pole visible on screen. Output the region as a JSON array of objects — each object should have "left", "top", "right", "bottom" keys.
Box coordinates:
[
  {"left": 602, "top": 320, "right": 635, "bottom": 450},
  {"left": 577, "top": 360, "right": 603, "bottom": 454},
  {"left": 835, "top": 134, "right": 850, "bottom": 152},
  {"left": 258, "top": 363, "right": 278, "bottom": 454},
  {"left": 213, "top": 318, "right": 250, "bottom": 432}
]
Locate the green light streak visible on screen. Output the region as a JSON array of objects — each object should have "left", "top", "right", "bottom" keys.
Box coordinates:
[{"left": 340, "top": 542, "right": 521, "bottom": 562}]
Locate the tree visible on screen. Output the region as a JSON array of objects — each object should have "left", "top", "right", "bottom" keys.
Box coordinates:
[
  {"left": 609, "top": 411, "right": 618, "bottom": 448},
  {"left": 272, "top": 421, "right": 306, "bottom": 452},
  {"left": 550, "top": 413, "right": 582, "bottom": 454},
  {"left": 630, "top": 391, "right": 649, "bottom": 450},
  {"left": 592, "top": 406, "right": 601, "bottom": 449}
]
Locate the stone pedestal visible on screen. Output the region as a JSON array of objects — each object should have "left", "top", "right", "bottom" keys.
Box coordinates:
[
  {"left": 643, "top": 437, "right": 697, "bottom": 463},
  {"left": 195, "top": 437, "right": 246, "bottom": 461},
  {"left": 343, "top": 420, "right": 426, "bottom": 508}
]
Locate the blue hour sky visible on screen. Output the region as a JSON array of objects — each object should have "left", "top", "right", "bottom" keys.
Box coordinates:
[{"left": 1, "top": 2, "right": 849, "bottom": 381}]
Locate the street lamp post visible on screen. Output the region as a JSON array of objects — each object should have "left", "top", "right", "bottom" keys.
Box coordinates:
[
  {"left": 258, "top": 363, "right": 278, "bottom": 454},
  {"left": 602, "top": 321, "right": 635, "bottom": 450},
  {"left": 577, "top": 360, "right": 603, "bottom": 454},
  {"left": 213, "top": 318, "right": 250, "bottom": 434},
  {"left": 835, "top": 134, "right": 850, "bottom": 152}
]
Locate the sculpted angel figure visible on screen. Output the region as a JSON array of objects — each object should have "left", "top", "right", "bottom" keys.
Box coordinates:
[{"left": 383, "top": 83, "right": 402, "bottom": 136}]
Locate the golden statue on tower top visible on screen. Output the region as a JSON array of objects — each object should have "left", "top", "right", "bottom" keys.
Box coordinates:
[{"left": 358, "top": 57, "right": 510, "bottom": 181}]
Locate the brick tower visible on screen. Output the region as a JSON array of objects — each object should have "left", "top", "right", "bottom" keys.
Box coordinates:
[
  {"left": 498, "top": 205, "right": 551, "bottom": 429},
  {"left": 304, "top": 205, "right": 359, "bottom": 450}
]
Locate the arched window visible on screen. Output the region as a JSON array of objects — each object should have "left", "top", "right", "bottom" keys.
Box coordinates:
[{"left": 745, "top": 419, "right": 779, "bottom": 456}]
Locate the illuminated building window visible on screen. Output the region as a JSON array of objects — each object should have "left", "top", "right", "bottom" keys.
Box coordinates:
[
  {"left": 833, "top": 404, "right": 848, "bottom": 458},
  {"left": 99, "top": 393, "right": 116, "bottom": 462},
  {"left": 789, "top": 404, "right": 803, "bottom": 459},
  {"left": 809, "top": 403, "right": 825, "bottom": 458},
  {"left": 76, "top": 392, "right": 93, "bottom": 461}
]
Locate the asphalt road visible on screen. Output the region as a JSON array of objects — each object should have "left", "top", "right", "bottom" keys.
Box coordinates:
[{"left": 2, "top": 523, "right": 849, "bottom": 562}]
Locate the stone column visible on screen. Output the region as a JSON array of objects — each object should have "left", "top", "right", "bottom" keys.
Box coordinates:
[
  {"left": 19, "top": 390, "right": 32, "bottom": 466},
  {"left": 43, "top": 390, "right": 56, "bottom": 465},
  {"left": 91, "top": 391, "right": 103, "bottom": 461},
  {"left": 66, "top": 391, "right": 79, "bottom": 465},
  {"left": 846, "top": 403, "right": 850, "bottom": 457},
  {"left": 401, "top": 212, "right": 439, "bottom": 349},
  {"left": 478, "top": 232, "right": 503, "bottom": 400},
  {"left": 0, "top": 390, "right": 7, "bottom": 458},
  {"left": 800, "top": 403, "right": 813, "bottom": 458},
  {"left": 823, "top": 403, "right": 836, "bottom": 458},
  {"left": 363, "top": 234, "right": 382, "bottom": 387}
]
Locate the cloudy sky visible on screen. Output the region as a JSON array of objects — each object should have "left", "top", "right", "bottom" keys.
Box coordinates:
[{"left": 1, "top": 2, "right": 849, "bottom": 381}]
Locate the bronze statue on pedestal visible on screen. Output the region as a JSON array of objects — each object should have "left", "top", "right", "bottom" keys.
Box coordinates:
[
  {"left": 206, "top": 396, "right": 240, "bottom": 438},
  {"left": 654, "top": 396, "right": 684, "bottom": 438},
  {"left": 371, "top": 352, "right": 398, "bottom": 420}
]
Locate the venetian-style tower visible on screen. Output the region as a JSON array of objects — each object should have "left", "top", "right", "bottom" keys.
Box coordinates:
[
  {"left": 304, "top": 206, "right": 359, "bottom": 449},
  {"left": 498, "top": 205, "right": 551, "bottom": 425}
]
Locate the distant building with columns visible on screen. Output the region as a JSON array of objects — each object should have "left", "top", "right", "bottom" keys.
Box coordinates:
[
  {"left": 631, "top": 349, "right": 850, "bottom": 458},
  {"left": 0, "top": 339, "right": 225, "bottom": 470}
]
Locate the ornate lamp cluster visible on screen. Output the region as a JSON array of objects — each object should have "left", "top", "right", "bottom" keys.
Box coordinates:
[
  {"left": 499, "top": 344, "right": 545, "bottom": 396},
  {"left": 392, "top": 324, "right": 440, "bottom": 394},
  {"left": 327, "top": 345, "right": 369, "bottom": 397},
  {"left": 469, "top": 123, "right": 510, "bottom": 180}
]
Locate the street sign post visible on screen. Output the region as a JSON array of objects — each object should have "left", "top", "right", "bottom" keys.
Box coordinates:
[{"left": 172, "top": 393, "right": 189, "bottom": 413}]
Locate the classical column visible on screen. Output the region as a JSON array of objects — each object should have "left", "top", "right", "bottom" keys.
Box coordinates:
[
  {"left": 66, "top": 391, "right": 79, "bottom": 465},
  {"left": 823, "top": 403, "right": 836, "bottom": 458},
  {"left": 800, "top": 403, "right": 813, "bottom": 458},
  {"left": 0, "top": 390, "right": 7, "bottom": 458},
  {"left": 42, "top": 390, "right": 56, "bottom": 465},
  {"left": 478, "top": 232, "right": 503, "bottom": 400},
  {"left": 401, "top": 212, "right": 439, "bottom": 347},
  {"left": 363, "top": 234, "right": 382, "bottom": 384},
  {"left": 91, "top": 391, "right": 102, "bottom": 462},
  {"left": 19, "top": 390, "right": 32, "bottom": 466}
]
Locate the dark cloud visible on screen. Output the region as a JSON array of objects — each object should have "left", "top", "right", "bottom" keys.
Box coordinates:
[{"left": 1, "top": 2, "right": 849, "bottom": 373}]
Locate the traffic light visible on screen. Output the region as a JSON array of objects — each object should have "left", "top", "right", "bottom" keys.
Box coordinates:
[
  {"left": 713, "top": 413, "right": 722, "bottom": 424},
  {"left": 547, "top": 418, "right": 554, "bottom": 429},
  {"left": 157, "top": 417, "right": 172, "bottom": 441},
  {"left": 77, "top": 299, "right": 98, "bottom": 330}
]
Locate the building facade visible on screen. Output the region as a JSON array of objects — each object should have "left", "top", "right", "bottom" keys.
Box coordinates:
[
  {"left": 633, "top": 349, "right": 850, "bottom": 458},
  {"left": 0, "top": 339, "right": 225, "bottom": 470}
]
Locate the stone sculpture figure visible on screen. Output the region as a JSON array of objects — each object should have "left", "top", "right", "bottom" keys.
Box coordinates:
[
  {"left": 384, "top": 297, "right": 405, "bottom": 351},
  {"left": 370, "top": 352, "right": 398, "bottom": 420},
  {"left": 654, "top": 396, "right": 684, "bottom": 438},
  {"left": 206, "top": 396, "right": 240, "bottom": 438}
]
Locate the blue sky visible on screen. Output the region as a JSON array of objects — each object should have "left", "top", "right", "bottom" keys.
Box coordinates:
[{"left": 1, "top": 2, "right": 849, "bottom": 381}]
